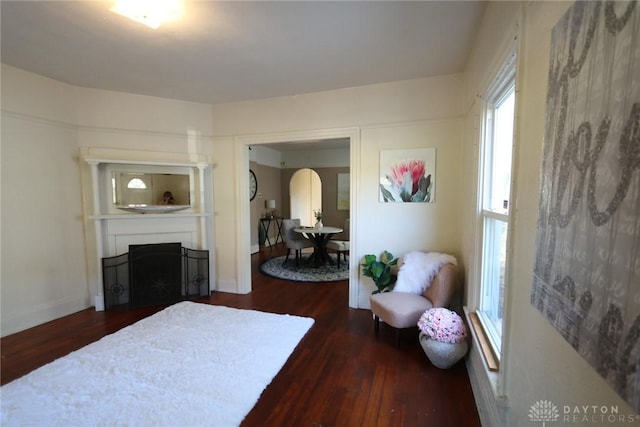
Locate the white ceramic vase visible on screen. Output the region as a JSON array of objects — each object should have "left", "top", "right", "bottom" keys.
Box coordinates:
[
  {"left": 419, "top": 332, "right": 468, "bottom": 369},
  {"left": 315, "top": 220, "right": 323, "bottom": 229}
]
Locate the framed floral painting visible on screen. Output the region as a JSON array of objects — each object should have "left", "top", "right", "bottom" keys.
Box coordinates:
[
  {"left": 337, "top": 173, "right": 350, "bottom": 210},
  {"left": 379, "top": 148, "right": 435, "bottom": 203}
]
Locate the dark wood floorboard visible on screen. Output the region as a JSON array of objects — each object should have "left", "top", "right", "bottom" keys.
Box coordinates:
[{"left": 1, "top": 244, "right": 481, "bottom": 427}]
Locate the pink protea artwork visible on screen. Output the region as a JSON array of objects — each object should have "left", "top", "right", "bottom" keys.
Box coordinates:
[
  {"left": 379, "top": 148, "right": 435, "bottom": 203},
  {"left": 390, "top": 160, "right": 426, "bottom": 194}
]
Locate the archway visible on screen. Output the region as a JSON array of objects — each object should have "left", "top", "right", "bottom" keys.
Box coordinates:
[{"left": 289, "top": 168, "right": 321, "bottom": 226}]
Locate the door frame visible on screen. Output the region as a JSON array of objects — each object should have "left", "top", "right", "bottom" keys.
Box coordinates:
[{"left": 234, "top": 127, "right": 360, "bottom": 307}]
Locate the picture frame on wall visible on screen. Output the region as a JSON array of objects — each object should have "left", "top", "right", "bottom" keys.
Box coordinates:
[
  {"left": 379, "top": 148, "right": 435, "bottom": 203},
  {"left": 337, "top": 173, "right": 350, "bottom": 210}
]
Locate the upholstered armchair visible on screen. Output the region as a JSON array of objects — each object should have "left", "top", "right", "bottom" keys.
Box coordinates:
[
  {"left": 326, "top": 219, "right": 350, "bottom": 267},
  {"left": 369, "top": 253, "right": 458, "bottom": 346},
  {"left": 282, "top": 219, "right": 314, "bottom": 267}
]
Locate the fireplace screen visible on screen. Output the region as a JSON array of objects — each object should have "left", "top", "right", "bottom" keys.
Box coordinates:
[{"left": 102, "top": 243, "right": 209, "bottom": 310}]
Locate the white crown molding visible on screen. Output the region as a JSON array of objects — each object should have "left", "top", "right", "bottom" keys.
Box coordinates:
[{"left": 1, "top": 108, "right": 214, "bottom": 141}]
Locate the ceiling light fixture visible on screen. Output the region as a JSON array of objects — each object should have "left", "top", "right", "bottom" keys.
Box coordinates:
[{"left": 110, "top": 0, "right": 183, "bottom": 29}]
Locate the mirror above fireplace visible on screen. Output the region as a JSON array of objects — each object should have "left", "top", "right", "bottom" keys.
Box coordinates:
[
  {"left": 106, "top": 163, "right": 194, "bottom": 213},
  {"left": 112, "top": 169, "right": 191, "bottom": 207}
]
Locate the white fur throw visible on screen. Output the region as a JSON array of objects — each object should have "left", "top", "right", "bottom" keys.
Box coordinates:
[{"left": 392, "top": 251, "right": 458, "bottom": 294}]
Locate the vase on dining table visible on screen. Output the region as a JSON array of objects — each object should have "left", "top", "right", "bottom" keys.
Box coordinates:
[{"left": 315, "top": 220, "right": 323, "bottom": 229}]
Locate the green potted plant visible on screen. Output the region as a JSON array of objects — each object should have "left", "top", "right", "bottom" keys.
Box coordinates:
[{"left": 362, "top": 251, "right": 398, "bottom": 294}]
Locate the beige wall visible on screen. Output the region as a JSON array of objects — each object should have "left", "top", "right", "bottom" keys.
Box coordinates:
[
  {"left": 1, "top": 66, "right": 87, "bottom": 336},
  {"left": 0, "top": 65, "right": 213, "bottom": 336},
  {"left": 461, "top": 2, "right": 636, "bottom": 425},
  {"left": 211, "top": 75, "right": 463, "bottom": 137}
]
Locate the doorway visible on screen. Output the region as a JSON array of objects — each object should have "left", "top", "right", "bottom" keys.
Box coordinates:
[{"left": 233, "top": 128, "right": 359, "bottom": 307}]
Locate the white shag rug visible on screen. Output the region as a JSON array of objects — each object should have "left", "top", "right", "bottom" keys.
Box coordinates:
[{"left": 1, "top": 301, "right": 314, "bottom": 427}]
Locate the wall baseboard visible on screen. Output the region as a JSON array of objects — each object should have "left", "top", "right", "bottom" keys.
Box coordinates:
[
  {"left": 1, "top": 296, "right": 90, "bottom": 338},
  {"left": 215, "top": 279, "right": 248, "bottom": 294}
]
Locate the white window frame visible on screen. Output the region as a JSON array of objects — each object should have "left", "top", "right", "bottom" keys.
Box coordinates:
[{"left": 475, "top": 52, "right": 517, "bottom": 360}]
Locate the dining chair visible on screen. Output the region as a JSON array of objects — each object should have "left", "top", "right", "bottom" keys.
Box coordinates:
[
  {"left": 281, "top": 218, "right": 314, "bottom": 267},
  {"left": 326, "top": 218, "right": 350, "bottom": 267}
]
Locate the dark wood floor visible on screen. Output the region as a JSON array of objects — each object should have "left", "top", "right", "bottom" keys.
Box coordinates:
[{"left": 1, "top": 245, "right": 481, "bottom": 427}]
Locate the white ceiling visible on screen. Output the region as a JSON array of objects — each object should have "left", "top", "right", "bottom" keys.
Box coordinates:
[{"left": 0, "top": 1, "right": 485, "bottom": 106}]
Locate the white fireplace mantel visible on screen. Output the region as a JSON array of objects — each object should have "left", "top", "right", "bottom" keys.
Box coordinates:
[{"left": 81, "top": 147, "right": 214, "bottom": 311}]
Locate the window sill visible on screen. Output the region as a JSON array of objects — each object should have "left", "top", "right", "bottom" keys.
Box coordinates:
[{"left": 465, "top": 309, "right": 500, "bottom": 372}]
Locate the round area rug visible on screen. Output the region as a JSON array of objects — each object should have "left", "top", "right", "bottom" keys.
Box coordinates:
[{"left": 260, "top": 255, "right": 349, "bottom": 282}]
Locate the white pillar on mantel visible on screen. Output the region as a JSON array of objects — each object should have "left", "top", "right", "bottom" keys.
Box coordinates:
[
  {"left": 197, "top": 163, "right": 208, "bottom": 250},
  {"left": 89, "top": 161, "right": 105, "bottom": 311}
]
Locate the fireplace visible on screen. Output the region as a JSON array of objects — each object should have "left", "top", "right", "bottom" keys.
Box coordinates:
[{"left": 102, "top": 243, "right": 209, "bottom": 310}]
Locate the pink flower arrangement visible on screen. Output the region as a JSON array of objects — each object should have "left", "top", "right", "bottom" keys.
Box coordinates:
[
  {"left": 417, "top": 307, "right": 467, "bottom": 344},
  {"left": 390, "top": 160, "right": 425, "bottom": 194}
]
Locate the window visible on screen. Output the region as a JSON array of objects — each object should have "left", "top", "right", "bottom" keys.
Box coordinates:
[
  {"left": 477, "top": 56, "right": 516, "bottom": 357},
  {"left": 127, "top": 178, "right": 147, "bottom": 189}
]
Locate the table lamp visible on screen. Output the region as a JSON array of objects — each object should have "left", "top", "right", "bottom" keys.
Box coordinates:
[{"left": 265, "top": 200, "right": 276, "bottom": 217}]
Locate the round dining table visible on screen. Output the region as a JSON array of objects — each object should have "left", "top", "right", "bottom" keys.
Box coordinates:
[{"left": 294, "top": 226, "right": 343, "bottom": 267}]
